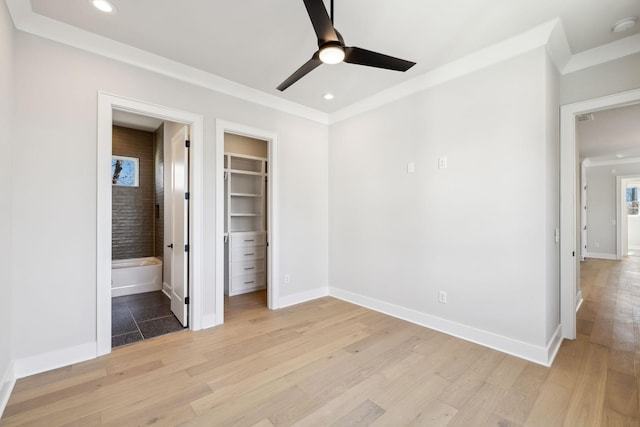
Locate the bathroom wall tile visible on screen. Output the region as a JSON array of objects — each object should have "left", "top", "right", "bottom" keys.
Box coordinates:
[{"left": 112, "top": 125, "right": 156, "bottom": 260}]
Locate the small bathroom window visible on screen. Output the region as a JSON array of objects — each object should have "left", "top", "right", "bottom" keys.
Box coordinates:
[{"left": 112, "top": 155, "right": 139, "bottom": 187}]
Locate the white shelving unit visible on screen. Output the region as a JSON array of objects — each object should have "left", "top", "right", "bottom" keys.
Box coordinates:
[{"left": 224, "top": 153, "right": 267, "bottom": 296}]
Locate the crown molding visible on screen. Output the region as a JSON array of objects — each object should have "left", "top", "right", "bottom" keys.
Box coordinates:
[
  {"left": 563, "top": 33, "right": 640, "bottom": 75},
  {"left": 5, "top": 0, "right": 640, "bottom": 127},
  {"left": 5, "top": 0, "right": 330, "bottom": 124},
  {"left": 584, "top": 156, "right": 640, "bottom": 167},
  {"left": 328, "top": 19, "right": 563, "bottom": 124}
]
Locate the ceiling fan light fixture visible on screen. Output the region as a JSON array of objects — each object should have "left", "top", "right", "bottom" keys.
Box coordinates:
[
  {"left": 611, "top": 17, "right": 636, "bottom": 33},
  {"left": 319, "top": 44, "right": 345, "bottom": 64}
]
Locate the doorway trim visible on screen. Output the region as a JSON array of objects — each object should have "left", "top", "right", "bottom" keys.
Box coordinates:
[
  {"left": 617, "top": 175, "right": 640, "bottom": 259},
  {"left": 560, "top": 87, "right": 640, "bottom": 340},
  {"left": 215, "top": 119, "right": 279, "bottom": 325},
  {"left": 97, "top": 92, "right": 205, "bottom": 356}
]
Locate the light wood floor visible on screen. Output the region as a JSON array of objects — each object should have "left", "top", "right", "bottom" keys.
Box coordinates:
[{"left": 2, "top": 258, "right": 639, "bottom": 426}]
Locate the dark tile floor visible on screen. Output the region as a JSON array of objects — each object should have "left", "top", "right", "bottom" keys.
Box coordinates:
[{"left": 112, "top": 291, "right": 185, "bottom": 348}]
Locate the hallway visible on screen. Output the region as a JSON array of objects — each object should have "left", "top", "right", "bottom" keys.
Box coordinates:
[{"left": 565, "top": 256, "right": 640, "bottom": 425}]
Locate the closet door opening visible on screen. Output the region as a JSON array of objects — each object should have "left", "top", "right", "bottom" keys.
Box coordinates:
[
  {"left": 223, "top": 134, "right": 269, "bottom": 315},
  {"left": 215, "top": 120, "right": 279, "bottom": 325}
]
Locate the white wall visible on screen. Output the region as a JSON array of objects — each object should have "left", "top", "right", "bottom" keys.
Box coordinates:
[
  {"left": 10, "top": 32, "right": 329, "bottom": 362},
  {"left": 329, "top": 47, "right": 556, "bottom": 357},
  {"left": 544, "top": 54, "right": 560, "bottom": 342},
  {"left": 585, "top": 162, "right": 640, "bottom": 258},
  {"left": 0, "top": 0, "right": 15, "bottom": 412},
  {"left": 561, "top": 52, "right": 640, "bottom": 105}
]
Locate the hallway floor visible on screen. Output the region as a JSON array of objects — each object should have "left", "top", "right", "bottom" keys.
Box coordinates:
[
  {"left": 571, "top": 256, "right": 640, "bottom": 425},
  {"left": 111, "top": 291, "right": 184, "bottom": 348}
]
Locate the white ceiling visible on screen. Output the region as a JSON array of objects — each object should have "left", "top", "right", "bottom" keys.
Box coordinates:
[
  {"left": 18, "top": 0, "right": 640, "bottom": 113},
  {"left": 578, "top": 102, "right": 640, "bottom": 161}
]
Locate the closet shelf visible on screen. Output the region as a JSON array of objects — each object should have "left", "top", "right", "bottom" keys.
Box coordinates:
[
  {"left": 230, "top": 192, "right": 261, "bottom": 198},
  {"left": 227, "top": 169, "right": 265, "bottom": 176}
]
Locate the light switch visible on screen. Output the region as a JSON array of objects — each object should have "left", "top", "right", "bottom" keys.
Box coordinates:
[
  {"left": 438, "top": 157, "right": 447, "bottom": 169},
  {"left": 407, "top": 162, "right": 415, "bottom": 174}
]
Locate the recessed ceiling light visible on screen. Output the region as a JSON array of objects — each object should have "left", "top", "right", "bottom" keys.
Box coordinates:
[
  {"left": 611, "top": 17, "right": 636, "bottom": 33},
  {"left": 616, "top": 154, "right": 625, "bottom": 158},
  {"left": 89, "top": 0, "right": 117, "bottom": 14},
  {"left": 323, "top": 93, "right": 334, "bottom": 100}
]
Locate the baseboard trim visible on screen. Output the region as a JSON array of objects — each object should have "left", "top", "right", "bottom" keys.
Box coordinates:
[
  {"left": 329, "top": 287, "right": 557, "bottom": 366},
  {"left": 278, "top": 287, "right": 329, "bottom": 309},
  {"left": 0, "top": 361, "right": 15, "bottom": 418},
  {"left": 585, "top": 252, "right": 617, "bottom": 260},
  {"left": 162, "top": 282, "right": 172, "bottom": 295},
  {"left": 13, "top": 342, "right": 96, "bottom": 380},
  {"left": 576, "top": 291, "right": 584, "bottom": 313},
  {"left": 546, "top": 325, "right": 563, "bottom": 366},
  {"left": 112, "top": 282, "right": 162, "bottom": 297}
]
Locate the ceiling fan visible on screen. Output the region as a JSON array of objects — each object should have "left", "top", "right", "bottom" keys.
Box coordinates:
[{"left": 277, "top": 0, "right": 416, "bottom": 91}]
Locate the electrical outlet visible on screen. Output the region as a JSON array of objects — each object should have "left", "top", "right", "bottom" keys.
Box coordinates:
[
  {"left": 284, "top": 274, "right": 290, "bottom": 284},
  {"left": 438, "top": 290, "right": 447, "bottom": 304},
  {"left": 438, "top": 157, "right": 447, "bottom": 169}
]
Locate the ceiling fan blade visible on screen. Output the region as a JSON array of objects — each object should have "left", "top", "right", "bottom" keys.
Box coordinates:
[
  {"left": 303, "top": 0, "right": 339, "bottom": 44},
  {"left": 277, "top": 53, "right": 322, "bottom": 91},
  {"left": 344, "top": 46, "right": 416, "bottom": 72}
]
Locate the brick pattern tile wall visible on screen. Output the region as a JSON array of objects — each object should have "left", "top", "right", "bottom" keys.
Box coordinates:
[
  {"left": 154, "top": 125, "right": 164, "bottom": 259},
  {"left": 112, "top": 126, "right": 155, "bottom": 260}
]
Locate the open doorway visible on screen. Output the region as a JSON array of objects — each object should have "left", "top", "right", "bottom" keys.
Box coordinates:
[
  {"left": 97, "top": 93, "right": 204, "bottom": 356},
  {"left": 223, "top": 133, "right": 268, "bottom": 316},
  {"left": 215, "top": 120, "right": 279, "bottom": 325},
  {"left": 617, "top": 177, "right": 640, "bottom": 258},
  {"left": 109, "top": 114, "right": 190, "bottom": 347},
  {"left": 560, "top": 88, "right": 640, "bottom": 340}
]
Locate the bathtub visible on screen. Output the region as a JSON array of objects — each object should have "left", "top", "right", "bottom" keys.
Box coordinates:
[{"left": 111, "top": 257, "right": 163, "bottom": 297}]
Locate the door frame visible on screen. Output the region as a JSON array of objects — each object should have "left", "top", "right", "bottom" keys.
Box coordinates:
[
  {"left": 560, "top": 88, "right": 640, "bottom": 340},
  {"left": 215, "top": 119, "right": 279, "bottom": 325},
  {"left": 97, "top": 92, "right": 204, "bottom": 356},
  {"left": 617, "top": 175, "right": 640, "bottom": 259}
]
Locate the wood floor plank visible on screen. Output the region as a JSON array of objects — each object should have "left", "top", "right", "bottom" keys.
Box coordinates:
[
  {"left": 523, "top": 381, "right": 572, "bottom": 427},
  {"left": 3, "top": 256, "right": 640, "bottom": 426},
  {"left": 562, "top": 343, "right": 610, "bottom": 426},
  {"left": 328, "top": 399, "right": 385, "bottom": 427}
]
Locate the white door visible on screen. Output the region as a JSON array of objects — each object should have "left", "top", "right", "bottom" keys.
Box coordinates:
[{"left": 170, "top": 126, "right": 189, "bottom": 326}]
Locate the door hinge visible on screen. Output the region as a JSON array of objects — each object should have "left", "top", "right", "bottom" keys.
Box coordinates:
[
  {"left": 185, "top": 192, "right": 190, "bottom": 200},
  {"left": 184, "top": 297, "right": 190, "bottom": 305},
  {"left": 185, "top": 140, "right": 190, "bottom": 148},
  {"left": 185, "top": 244, "right": 190, "bottom": 252},
  {"left": 572, "top": 251, "right": 575, "bottom": 257}
]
